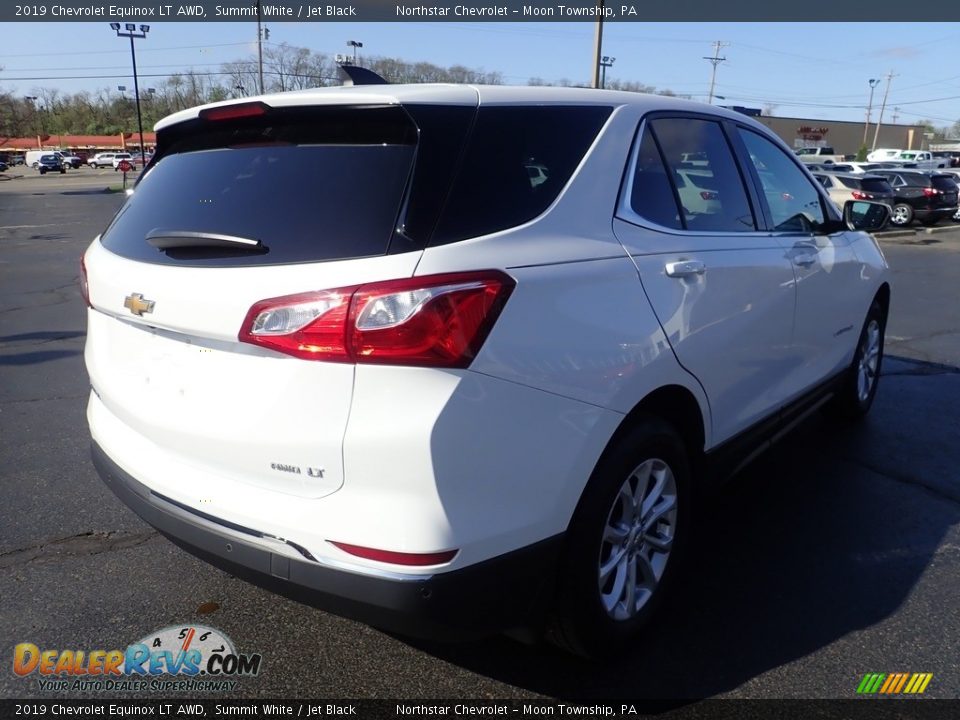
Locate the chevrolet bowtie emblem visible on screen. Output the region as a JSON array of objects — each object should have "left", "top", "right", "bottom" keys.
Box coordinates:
[{"left": 123, "top": 293, "right": 155, "bottom": 317}]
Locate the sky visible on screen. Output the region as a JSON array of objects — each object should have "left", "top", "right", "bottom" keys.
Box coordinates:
[{"left": 3, "top": 21, "right": 960, "bottom": 129}]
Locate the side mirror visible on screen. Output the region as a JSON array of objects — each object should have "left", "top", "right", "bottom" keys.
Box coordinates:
[{"left": 843, "top": 200, "right": 890, "bottom": 232}]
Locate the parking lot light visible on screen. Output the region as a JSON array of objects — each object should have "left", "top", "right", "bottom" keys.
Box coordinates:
[
  {"left": 110, "top": 22, "right": 150, "bottom": 168},
  {"left": 600, "top": 56, "right": 615, "bottom": 89}
]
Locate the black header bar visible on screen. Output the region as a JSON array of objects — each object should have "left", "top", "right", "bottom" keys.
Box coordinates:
[{"left": 2, "top": 0, "right": 956, "bottom": 22}]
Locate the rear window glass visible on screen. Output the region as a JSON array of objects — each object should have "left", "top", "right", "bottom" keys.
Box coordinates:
[
  {"left": 100, "top": 106, "right": 418, "bottom": 267},
  {"left": 430, "top": 106, "right": 612, "bottom": 245},
  {"left": 932, "top": 176, "right": 959, "bottom": 191},
  {"left": 860, "top": 177, "right": 892, "bottom": 193}
]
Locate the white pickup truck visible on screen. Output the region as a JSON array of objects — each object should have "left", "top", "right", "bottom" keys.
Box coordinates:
[
  {"left": 795, "top": 146, "right": 846, "bottom": 164},
  {"left": 889, "top": 150, "right": 948, "bottom": 169}
]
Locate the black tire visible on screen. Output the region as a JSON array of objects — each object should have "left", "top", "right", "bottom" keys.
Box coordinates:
[
  {"left": 547, "top": 416, "right": 691, "bottom": 659},
  {"left": 39, "top": 168, "right": 46, "bottom": 175},
  {"left": 825, "top": 301, "right": 885, "bottom": 420},
  {"left": 59, "top": 168, "right": 66, "bottom": 174},
  {"left": 890, "top": 203, "right": 914, "bottom": 227}
]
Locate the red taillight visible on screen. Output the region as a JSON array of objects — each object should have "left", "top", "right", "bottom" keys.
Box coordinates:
[
  {"left": 238, "top": 271, "right": 515, "bottom": 367},
  {"left": 239, "top": 288, "right": 358, "bottom": 361},
  {"left": 199, "top": 101, "right": 270, "bottom": 122},
  {"left": 851, "top": 191, "right": 872, "bottom": 200},
  {"left": 329, "top": 541, "right": 458, "bottom": 567},
  {"left": 699, "top": 191, "right": 718, "bottom": 200},
  {"left": 80, "top": 254, "right": 91, "bottom": 308},
  {"left": 923, "top": 187, "right": 939, "bottom": 197}
]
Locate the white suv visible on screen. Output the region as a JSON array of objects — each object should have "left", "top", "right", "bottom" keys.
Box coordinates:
[
  {"left": 111, "top": 153, "right": 136, "bottom": 170},
  {"left": 83, "top": 86, "right": 891, "bottom": 657}
]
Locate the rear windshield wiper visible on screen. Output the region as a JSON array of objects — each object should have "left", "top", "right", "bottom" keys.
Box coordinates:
[{"left": 146, "top": 229, "right": 265, "bottom": 251}]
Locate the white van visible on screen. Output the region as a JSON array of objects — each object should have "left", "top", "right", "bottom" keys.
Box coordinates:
[{"left": 25, "top": 150, "right": 65, "bottom": 168}]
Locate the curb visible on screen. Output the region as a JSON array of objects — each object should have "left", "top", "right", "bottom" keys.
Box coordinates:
[
  {"left": 924, "top": 224, "right": 960, "bottom": 234},
  {"left": 876, "top": 230, "right": 916, "bottom": 239}
]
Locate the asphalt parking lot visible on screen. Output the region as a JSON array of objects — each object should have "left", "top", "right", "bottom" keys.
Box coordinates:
[{"left": 1, "top": 172, "right": 958, "bottom": 703}]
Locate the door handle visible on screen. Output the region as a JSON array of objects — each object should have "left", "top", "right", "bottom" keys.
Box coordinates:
[
  {"left": 665, "top": 260, "right": 706, "bottom": 278},
  {"left": 791, "top": 240, "right": 819, "bottom": 267}
]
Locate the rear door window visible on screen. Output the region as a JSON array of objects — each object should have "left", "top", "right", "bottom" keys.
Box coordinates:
[{"left": 650, "top": 117, "right": 756, "bottom": 232}]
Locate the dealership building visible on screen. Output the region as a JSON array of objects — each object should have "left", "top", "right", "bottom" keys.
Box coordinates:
[{"left": 724, "top": 109, "right": 931, "bottom": 157}]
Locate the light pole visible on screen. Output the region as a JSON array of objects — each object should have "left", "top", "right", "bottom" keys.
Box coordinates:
[
  {"left": 24, "top": 96, "right": 41, "bottom": 145},
  {"left": 110, "top": 22, "right": 150, "bottom": 168},
  {"left": 347, "top": 40, "right": 363, "bottom": 65},
  {"left": 862, "top": 78, "right": 879, "bottom": 147},
  {"left": 600, "top": 56, "right": 615, "bottom": 89}
]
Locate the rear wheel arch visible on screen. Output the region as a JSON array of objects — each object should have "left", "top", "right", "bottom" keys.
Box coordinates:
[
  {"left": 548, "top": 385, "right": 706, "bottom": 657},
  {"left": 873, "top": 283, "right": 891, "bottom": 325},
  {"left": 572, "top": 384, "right": 707, "bottom": 525}
]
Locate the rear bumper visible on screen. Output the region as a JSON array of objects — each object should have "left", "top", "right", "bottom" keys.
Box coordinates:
[
  {"left": 91, "top": 442, "right": 562, "bottom": 640},
  {"left": 914, "top": 207, "right": 955, "bottom": 222}
]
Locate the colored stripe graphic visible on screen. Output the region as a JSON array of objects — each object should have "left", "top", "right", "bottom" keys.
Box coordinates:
[
  {"left": 857, "top": 673, "right": 886, "bottom": 694},
  {"left": 893, "top": 673, "right": 910, "bottom": 694},
  {"left": 858, "top": 672, "right": 933, "bottom": 695},
  {"left": 904, "top": 673, "right": 934, "bottom": 694},
  {"left": 879, "top": 674, "right": 896, "bottom": 694}
]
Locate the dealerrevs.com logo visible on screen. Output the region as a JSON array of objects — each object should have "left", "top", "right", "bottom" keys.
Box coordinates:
[{"left": 13, "top": 625, "right": 262, "bottom": 692}]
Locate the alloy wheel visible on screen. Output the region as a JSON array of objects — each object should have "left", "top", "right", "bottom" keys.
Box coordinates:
[
  {"left": 598, "top": 458, "right": 677, "bottom": 621},
  {"left": 857, "top": 319, "right": 881, "bottom": 403}
]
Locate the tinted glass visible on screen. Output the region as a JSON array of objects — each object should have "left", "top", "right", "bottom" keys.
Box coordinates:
[
  {"left": 101, "top": 106, "right": 417, "bottom": 267},
  {"left": 932, "top": 176, "right": 958, "bottom": 192},
  {"left": 431, "top": 106, "right": 612, "bottom": 244},
  {"left": 627, "top": 125, "right": 683, "bottom": 230},
  {"left": 860, "top": 177, "right": 893, "bottom": 193},
  {"left": 738, "top": 129, "right": 827, "bottom": 232},
  {"left": 652, "top": 118, "right": 756, "bottom": 232},
  {"left": 900, "top": 173, "right": 929, "bottom": 187}
]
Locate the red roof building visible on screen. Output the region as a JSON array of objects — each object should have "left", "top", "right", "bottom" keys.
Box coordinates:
[{"left": 0, "top": 132, "right": 157, "bottom": 152}]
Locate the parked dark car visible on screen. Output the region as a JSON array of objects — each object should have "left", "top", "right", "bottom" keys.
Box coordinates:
[
  {"left": 0, "top": 161, "right": 8, "bottom": 173},
  {"left": 37, "top": 154, "right": 66, "bottom": 175},
  {"left": 870, "top": 170, "right": 959, "bottom": 226}
]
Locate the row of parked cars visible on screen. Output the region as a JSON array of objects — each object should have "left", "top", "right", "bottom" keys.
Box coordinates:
[
  {"left": 811, "top": 165, "right": 960, "bottom": 227},
  {"left": 6, "top": 151, "right": 144, "bottom": 173}
]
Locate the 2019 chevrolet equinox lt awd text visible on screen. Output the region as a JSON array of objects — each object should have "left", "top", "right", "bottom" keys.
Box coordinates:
[{"left": 84, "top": 85, "right": 891, "bottom": 658}]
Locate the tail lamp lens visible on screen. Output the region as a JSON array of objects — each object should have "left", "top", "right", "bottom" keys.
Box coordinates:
[
  {"left": 239, "top": 271, "right": 515, "bottom": 367},
  {"left": 80, "top": 254, "right": 91, "bottom": 308}
]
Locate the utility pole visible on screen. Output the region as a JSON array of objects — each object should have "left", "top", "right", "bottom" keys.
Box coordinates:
[
  {"left": 892, "top": 107, "right": 900, "bottom": 124},
  {"left": 862, "top": 78, "right": 879, "bottom": 146},
  {"left": 704, "top": 41, "right": 729, "bottom": 104},
  {"left": 257, "top": 0, "right": 264, "bottom": 94},
  {"left": 872, "top": 71, "right": 896, "bottom": 151},
  {"left": 591, "top": 0, "right": 605, "bottom": 89}
]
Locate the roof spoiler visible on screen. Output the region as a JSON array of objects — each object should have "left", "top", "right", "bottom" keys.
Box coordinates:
[{"left": 337, "top": 64, "right": 390, "bottom": 86}]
